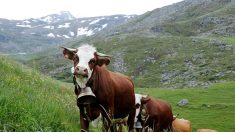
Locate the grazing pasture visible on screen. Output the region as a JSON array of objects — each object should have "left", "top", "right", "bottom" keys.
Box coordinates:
[{"left": 0, "top": 56, "right": 234, "bottom": 131}]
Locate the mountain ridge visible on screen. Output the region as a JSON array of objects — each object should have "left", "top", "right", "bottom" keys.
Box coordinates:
[{"left": 0, "top": 11, "right": 136, "bottom": 54}]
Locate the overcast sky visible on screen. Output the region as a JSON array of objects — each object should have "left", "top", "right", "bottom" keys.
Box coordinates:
[{"left": 0, "top": 0, "right": 183, "bottom": 20}]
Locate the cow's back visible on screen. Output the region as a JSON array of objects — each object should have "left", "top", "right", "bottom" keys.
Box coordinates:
[
  {"left": 172, "top": 118, "right": 192, "bottom": 132},
  {"left": 146, "top": 98, "right": 173, "bottom": 130}
]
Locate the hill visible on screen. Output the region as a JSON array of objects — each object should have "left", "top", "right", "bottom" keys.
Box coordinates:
[
  {"left": 0, "top": 56, "right": 81, "bottom": 131},
  {"left": 26, "top": 0, "right": 235, "bottom": 88}
]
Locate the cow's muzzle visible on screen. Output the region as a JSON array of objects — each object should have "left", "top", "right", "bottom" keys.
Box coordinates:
[
  {"left": 74, "top": 66, "right": 89, "bottom": 78},
  {"left": 77, "top": 87, "right": 96, "bottom": 105}
]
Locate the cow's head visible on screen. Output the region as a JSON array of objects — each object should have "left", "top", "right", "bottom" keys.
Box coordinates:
[
  {"left": 135, "top": 95, "right": 150, "bottom": 126},
  {"left": 62, "top": 44, "right": 110, "bottom": 87},
  {"left": 135, "top": 94, "right": 148, "bottom": 126}
]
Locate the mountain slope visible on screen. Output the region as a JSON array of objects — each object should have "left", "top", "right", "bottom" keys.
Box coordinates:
[
  {"left": 0, "top": 56, "right": 80, "bottom": 131},
  {"left": 27, "top": 0, "right": 235, "bottom": 88},
  {"left": 0, "top": 12, "right": 135, "bottom": 54}
]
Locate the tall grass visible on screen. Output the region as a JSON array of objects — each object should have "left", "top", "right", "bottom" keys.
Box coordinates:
[{"left": 0, "top": 56, "right": 80, "bottom": 131}]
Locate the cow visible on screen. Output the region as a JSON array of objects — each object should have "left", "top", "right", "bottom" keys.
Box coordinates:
[
  {"left": 197, "top": 129, "right": 217, "bottom": 132},
  {"left": 172, "top": 117, "right": 192, "bottom": 132},
  {"left": 62, "top": 44, "right": 136, "bottom": 131},
  {"left": 136, "top": 95, "right": 173, "bottom": 132}
]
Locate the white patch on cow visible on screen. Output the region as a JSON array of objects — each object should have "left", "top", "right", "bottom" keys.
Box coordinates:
[
  {"left": 134, "top": 94, "right": 147, "bottom": 123},
  {"left": 71, "top": 44, "right": 100, "bottom": 88},
  {"left": 73, "top": 44, "right": 97, "bottom": 88},
  {"left": 76, "top": 44, "right": 96, "bottom": 73},
  {"left": 135, "top": 94, "right": 142, "bottom": 122}
]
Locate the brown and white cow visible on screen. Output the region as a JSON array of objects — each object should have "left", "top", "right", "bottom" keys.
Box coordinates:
[
  {"left": 62, "top": 45, "right": 136, "bottom": 131},
  {"left": 136, "top": 95, "right": 173, "bottom": 132}
]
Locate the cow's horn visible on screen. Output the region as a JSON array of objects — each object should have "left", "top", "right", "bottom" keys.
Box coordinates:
[
  {"left": 96, "top": 52, "right": 111, "bottom": 57},
  {"left": 61, "top": 47, "right": 78, "bottom": 52}
]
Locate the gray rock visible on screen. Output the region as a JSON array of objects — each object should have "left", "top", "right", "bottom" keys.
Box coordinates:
[{"left": 178, "top": 99, "right": 189, "bottom": 106}]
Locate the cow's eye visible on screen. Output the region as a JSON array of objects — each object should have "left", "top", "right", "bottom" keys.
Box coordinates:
[{"left": 89, "top": 59, "right": 95, "bottom": 64}]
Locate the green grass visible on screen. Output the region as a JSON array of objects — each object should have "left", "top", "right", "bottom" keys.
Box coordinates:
[
  {"left": 136, "top": 82, "right": 235, "bottom": 132},
  {"left": 223, "top": 37, "right": 235, "bottom": 45},
  {"left": 1, "top": 56, "right": 235, "bottom": 131},
  {"left": 0, "top": 56, "right": 80, "bottom": 131}
]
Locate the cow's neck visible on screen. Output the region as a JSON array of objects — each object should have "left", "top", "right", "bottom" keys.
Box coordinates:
[{"left": 87, "top": 66, "right": 112, "bottom": 102}]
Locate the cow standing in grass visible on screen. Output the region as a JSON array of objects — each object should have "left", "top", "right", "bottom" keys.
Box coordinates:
[
  {"left": 136, "top": 95, "right": 173, "bottom": 132},
  {"left": 62, "top": 45, "right": 136, "bottom": 131}
]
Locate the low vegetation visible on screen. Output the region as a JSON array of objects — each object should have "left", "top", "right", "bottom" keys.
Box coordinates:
[{"left": 0, "top": 56, "right": 80, "bottom": 131}]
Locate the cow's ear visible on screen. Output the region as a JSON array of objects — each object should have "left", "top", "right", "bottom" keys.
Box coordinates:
[
  {"left": 61, "top": 47, "right": 78, "bottom": 60},
  {"left": 94, "top": 52, "right": 111, "bottom": 66},
  {"left": 141, "top": 96, "right": 150, "bottom": 104}
]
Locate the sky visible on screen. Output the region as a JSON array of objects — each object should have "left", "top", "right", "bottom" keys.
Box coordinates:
[{"left": 0, "top": 0, "right": 183, "bottom": 20}]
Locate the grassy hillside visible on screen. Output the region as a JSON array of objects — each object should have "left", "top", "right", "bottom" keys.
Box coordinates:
[{"left": 0, "top": 56, "right": 80, "bottom": 131}]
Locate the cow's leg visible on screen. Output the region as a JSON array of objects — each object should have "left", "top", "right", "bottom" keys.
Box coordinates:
[
  {"left": 80, "top": 112, "right": 89, "bottom": 132},
  {"left": 127, "top": 108, "right": 136, "bottom": 132},
  {"left": 79, "top": 108, "right": 89, "bottom": 132}
]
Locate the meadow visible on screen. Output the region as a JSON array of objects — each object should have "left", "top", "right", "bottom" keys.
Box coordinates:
[{"left": 1, "top": 56, "right": 235, "bottom": 131}]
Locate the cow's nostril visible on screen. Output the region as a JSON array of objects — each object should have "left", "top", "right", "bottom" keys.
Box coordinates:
[{"left": 84, "top": 69, "right": 88, "bottom": 73}]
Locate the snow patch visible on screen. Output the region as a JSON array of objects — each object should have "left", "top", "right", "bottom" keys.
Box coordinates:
[
  {"left": 114, "top": 17, "right": 119, "bottom": 19},
  {"left": 43, "top": 25, "right": 54, "bottom": 29},
  {"left": 23, "top": 20, "right": 31, "bottom": 24},
  {"left": 16, "top": 24, "right": 32, "bottom": 28},
  {"left": 41, "top": 16, "right": 53, "bottom": 23},
  {"left": 70, "top": 31, "right": 75, "bottom": 36},
  {"left": 63, "top": 35, "right": 70, "bottom": 38},
  {"left": 58, "top": 23, "right": 70, "bottom": 28},
  {"left": 47, "top": 33, "right": 55, "bottom": 38},
  {"left": 124, "top": 15, "right": 133, "bottom": 19},
  {"left": 102, "top": 24, "right": 108, "bottom": 29},
  {"left": 77, "top": 27, "right": 94, "bottom": 36},
  {"left": 80, "top": 20, "right": 87, "bottom": 23},
  {"left": 89, "top": 18, "right": 104, "bottom": 25}
]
